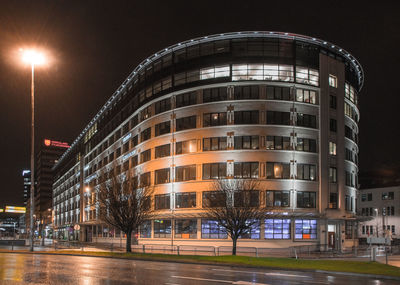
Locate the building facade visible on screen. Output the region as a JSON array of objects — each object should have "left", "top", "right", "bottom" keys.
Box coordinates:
[
  {"left": 22, "top": 170, "right": 30, "bottom": 207},
  {"left": 34, "top": 139, "right": 69, "bottom": 238},
  {"left": 358, "top": 186, "right": 399, "bottom": 243},
  {"left": 52, "top": 32, "right": 363, "bottom": 250}
]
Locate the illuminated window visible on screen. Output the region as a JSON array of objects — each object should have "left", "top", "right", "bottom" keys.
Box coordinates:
[
  {"left": 266, "top": 162, "right": 290, "bottom": 179},
  {"left": 154, "top": 220, "right": 171, "bottom": 238},
  {"left": 265, "top": 219, "right": 291, "bottom": 239},
  {"left": 176, "top": 139, "right": 197, "bottom": 154},
  {"left": 203, "top": 112, "right": 227, "bottom": 127},
  {"left": 140, "top": 220, "right": 152, "bottom": 238},
  {"left": 329, "top": 74, "right": 337, "bottom": 88},
  {"left": 239, "top": 220, "right": 260, "bottom": 239},
  {"left": 296, "top": 89, "right": 317, "bottom": 104},
  {"left": 200, "top": 65, "right": 229, "bottom": 80},
  {"left": 329, "top": 142, "right": 337, "bottom": 155},
  {"left": 175, "top": 219, "right": 197, "bottom": 239},
  {"left": 295, "top": 219, "right": 317, "bottom": 239},
  {"left": 232, "top": 64, "right": 294, "bottom": 82},
  {"left": 201, "top": 219, "right": 227, "bottom": 239}
]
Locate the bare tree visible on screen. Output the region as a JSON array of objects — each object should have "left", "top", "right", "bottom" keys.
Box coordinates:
[
  {"left": 97, "top": 168, "right": 153, "bottom": 252},
  {"left": 203, "top": 179, "right": 266, "bottom": 255}
]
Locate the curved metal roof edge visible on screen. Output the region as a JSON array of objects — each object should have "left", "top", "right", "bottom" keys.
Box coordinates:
[{"left": 56, "top": 31, "right": 364, "bottom": 167}]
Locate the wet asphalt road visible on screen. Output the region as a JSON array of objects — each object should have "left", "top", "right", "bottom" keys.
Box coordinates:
[{"left": 0, "top": 253, "right": 397, "bottom": 285}]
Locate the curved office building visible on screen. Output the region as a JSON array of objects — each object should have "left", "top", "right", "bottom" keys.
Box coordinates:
[{"left": 53, "top": 31, "right": 363, "bottom": 250}]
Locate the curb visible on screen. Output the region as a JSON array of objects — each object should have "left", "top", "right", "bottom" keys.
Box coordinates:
[{"left": 1, "top": 250, "right": 399, "bottom": 281}]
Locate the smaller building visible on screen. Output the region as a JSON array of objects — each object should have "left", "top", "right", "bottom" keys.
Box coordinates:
[
  {"left": 358, "top": 186, "right": 399, "bottom": 243},
  {"left": 22, "top": 170, "right": 31, "bottom": 206}
]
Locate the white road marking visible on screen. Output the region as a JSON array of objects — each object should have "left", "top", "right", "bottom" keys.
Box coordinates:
[
  {"left": 264, "top": 272, "right": 310, "bottom": 278},
  {"left": 172, "top": 276, "right": 270, "bottom": 284},
  {"left": 172, "top": 275, "right": 233, "bottom": 283},
  {"left": 212, "top": 268, "right": 310, "bottom": 278}
]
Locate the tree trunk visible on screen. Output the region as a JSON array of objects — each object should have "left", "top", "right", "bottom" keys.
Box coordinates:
[
  {"left": 232, "top": 237, "right": 237, "bottom": 255},
  {"left": 126, "top": 231, "right": 132, "bottom": 253}
]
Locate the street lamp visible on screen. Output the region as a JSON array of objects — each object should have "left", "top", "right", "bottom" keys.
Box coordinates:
[{"left": 21, "top": 49, "right": 46, "bottom": 251}]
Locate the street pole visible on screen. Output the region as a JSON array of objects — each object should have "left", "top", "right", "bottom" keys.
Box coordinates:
[{"left": 29, "top": 63, "right": 35, "bottom": 252}]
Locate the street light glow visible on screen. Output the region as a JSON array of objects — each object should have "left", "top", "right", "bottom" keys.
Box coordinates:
[{"left": 21, "top": 49, "right": 46, "bottom": 65}]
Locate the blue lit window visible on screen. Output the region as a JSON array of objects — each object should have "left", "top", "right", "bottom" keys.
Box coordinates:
[
  {"left": 295, "top": 219, "right": 317, "bottom": 239},
  {"left": 239, "top": 220, "right": 260, "bottom": 239},
  {"left": 201, "top": 219, "right": 227, "bottom": 239},
  {"left": 265, "top": 219, "right": 291, "bottom": 239}
]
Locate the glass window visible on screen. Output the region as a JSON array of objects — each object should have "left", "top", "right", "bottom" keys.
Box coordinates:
[
  {"left": 201, "top": 219, "right": 227, "bottom": 239},
  {"left": 295, "top": 219, "right": 317, "bottom": 239},
  {"left": 330, "top": 95, "right": 337, "bottom": 109},
  {"left": 176, "top": 139, "right": 197, "bottom": 154},
  {"left": 234, "top": 136, "right": 259, "bottom": 150},
  {"left": 140, "top": 172, "right": 151, "bottom": 187},
  {"left": 175, "top": 192, "right": 196, "bottom": 208},
  {"left": 202, "top": 163, "right": 227, "bottom": 179},
  {"left": 140, "top": 149, "right": 151, "bottom": 164},
  {"left": 296, "top": 113, "right": 316, "bottom": 128},
  {"left": 155, "top": 98, "right": 171, "bottom": 115},
  {"left": 329, "top": 74, "right": 337, "bottom": 88},
  {"left": 176, "top": 165, "right": 196, "bottom": 182},
  {"left": 200, "top": 65, "right": 229, "bottom": 80},
  {"left": 234, "top": 162, "right": 259, "bottom": 178},
  {"left": 176, "top": 91, "right": 197, "bottom": 108},
  {"left": 234, "top": 111, "right": 259, "bottom": 124},
  {"left": 232, "top": 64, "right": 294, "bottom": 82},
  {"left": 203, "top": 87, "right": 227, "bottom": 103},
  {"left": 234, "top": 191, "right": 260, "bottom": 207},
  {"left": 202, "top": 191, "right": 226, "bottom": 208},
  {"left": 155, "top": 121, "right": 170, "bottom": 136},
  {"left": 266, "top": 111, "right": 291, "bottom": 125},
  {"left": 203, "top": 137, "right": 227, "bottom": 151},
  {"left": 329, "top": 167, "right": 337, "bottom": 183},
  {"left": 295, "top": 67, "right": 319, "bottom": 86},
  {"left": 175, "top": 219, "right": 197, "bottom": 239},
  {"left": 296, "top": 89, "right": 317, "bottom": 104},
  {"left": 155, "top": 144, "right": 170, "bottom": 159},
  {"left": 297, "top": 164, "right": 317, "bottom": 181},
  {"left": 266, "top": 86, "right": 292, "bottom": 101},
  {"left": 155, "top": 168, "right": 170, "bottom": 185},
  {"left": 203, "top": 112, "right": 227, "bottom": 127},
  {"left": 329, "top": 142, "right": 337, "bottom": 155},
  {"left": 266, "top": 162, "right": 290, "bottom": 179},
  {"left": 176, "top": 115, "right": 196, "bottom": 131},
  {"left": 297, "top": 192, "right": 316, "bottom": 208},
  {"left": 239, "top": 220, "right": 260, "bottom": 239},
  {"left": 265, "top": 219, "right": 291, "bottom": 239},
  {"left": 154, "top": 220, "right": 171, "bottom": 238},
  {"left": 234, "top": 85, "right": 260, "bottom": 100},
  {"left": 140, "top": 127, "right": 151, "bottom": 142},
  {"left": 269, "top": 190, "right": 290, "bottom": 207},
  {"left": 329, "top": 193, "right": 338, "bottom": 209},
  {"left": 140, "top": 220, "right": 152, "bottom": 238},
  {"left": 155, "top": 194, "right": 170, "bottom": 210}
]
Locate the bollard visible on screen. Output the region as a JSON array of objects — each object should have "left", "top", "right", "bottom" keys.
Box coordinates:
[
  {"left": 11, "top": 241, "right": 14, "bottom": 251},
  {"left": 213, "top": 247, "right": 216, "bottom": 256},
  {"left": 177, "top": 246, "right": 180, "bottom": 256},
  {"left": 143, "top": 244, "right": 145, "bottom": 254},
  {"left": 255, "top": 247, "right": 258, "bottom": 258},
  {"left": 54, "top": 242, "right": 57, "bottom": 251},
  {"left": 371, "top": 246, "right": 377, "bottom": 262}
]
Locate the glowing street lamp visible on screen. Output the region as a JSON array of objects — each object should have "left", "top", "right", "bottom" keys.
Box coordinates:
[{"left": 21, "top": 48, "right": 47, "bottom": 252}]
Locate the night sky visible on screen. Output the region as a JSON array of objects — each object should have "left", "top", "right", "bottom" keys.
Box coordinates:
[{"left": 0, "top": 1, "right": 399, "bottom": 206}]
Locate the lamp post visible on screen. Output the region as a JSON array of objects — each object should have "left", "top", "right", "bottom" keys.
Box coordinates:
[{"left": 21, "top": 49, "right": 45, "bottom": 251}]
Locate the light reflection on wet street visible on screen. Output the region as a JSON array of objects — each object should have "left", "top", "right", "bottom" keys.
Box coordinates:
[{"left": 0, "top": 253, "right": 397, "bottom": 284}]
